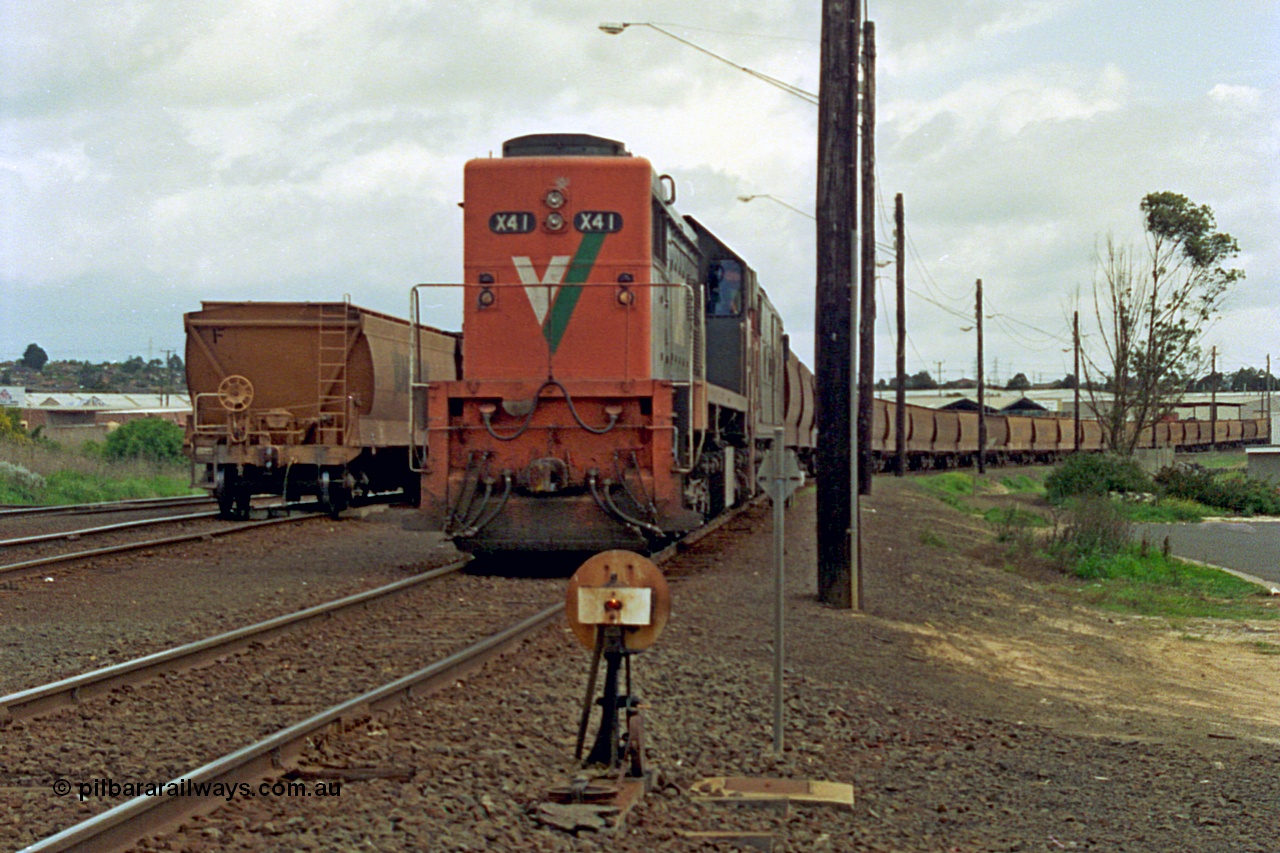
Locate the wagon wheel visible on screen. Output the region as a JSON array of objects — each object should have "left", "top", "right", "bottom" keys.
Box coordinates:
[{"left": 217, "top": 374, "right": 255, "bottom": 412}]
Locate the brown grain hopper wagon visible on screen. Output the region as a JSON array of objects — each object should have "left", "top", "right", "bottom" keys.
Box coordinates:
[{"left": 184, "top": 301, "right": 459, "bottom": 517}]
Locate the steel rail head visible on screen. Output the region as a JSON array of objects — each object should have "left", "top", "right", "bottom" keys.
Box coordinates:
[
  {"left": 0, "top": 510, "right": 222, "bottom": 548},
  {"left": 1, "top": 557, "right": 470, "bottom": 719},
  {"left": 0, "top": 514, "right": 311, "bottom": 577},
  {"left": 19, "top": 603, "right": 561, "bottom": 853},
  {"left": 0, "top": 495, "right": 213, "bottom": 519}
]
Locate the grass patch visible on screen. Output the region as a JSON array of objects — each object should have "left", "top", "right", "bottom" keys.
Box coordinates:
[
  {"left": 41, "top": 469, "right": 194, "bottom": 504},
  {"left": 916, "top": 471, "right": 1047, "bottom": 519},
  {"left": 920, "top": 529, "right": 950, "bottom": 549},
  {"left": 1068, "top": 547, "right": 1278, "bottom": 620},
  {"left": 915, "top": 471, "right": 982, "bottom": 497},
  {"left": 983, "top": 506, "right": 1048, "bottom": 528},
  {"left": 1, "top": 438, "right": 196, "bottom": 506},
  {"left": 1118, "top": 497, "right": 1211, "bottom": 523},
  {"left": 1246, "top": 641, "right": 1280, "bottom": 656},
  {"left": 1179, "top": 450, "right": 1246, "bottom": 471},
  {"left": 913, "top": 472, "right": 997, "bottom": 516},
  {"left": 997, "top": 473, "right": 1045, "bottom": 494}
]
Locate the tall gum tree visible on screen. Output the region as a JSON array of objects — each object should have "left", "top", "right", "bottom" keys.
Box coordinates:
[{"left": 1082, "top": 192, "right": 1243, "bottom": 454}]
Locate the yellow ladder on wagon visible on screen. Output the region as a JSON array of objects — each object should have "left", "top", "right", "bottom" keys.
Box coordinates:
[{"left": 316, "top": 297, "right": 354, "bottom": 445}]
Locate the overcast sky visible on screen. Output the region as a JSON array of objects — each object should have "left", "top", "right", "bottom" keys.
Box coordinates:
[{"left": 2, "top": 0, "right": 1276, "bottom": 385}]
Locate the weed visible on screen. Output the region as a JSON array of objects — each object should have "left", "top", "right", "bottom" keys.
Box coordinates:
[
  {"left": 1, "top": 436, "right": 194, "bottom": 505},
  {"left": 986, "top": 506, "right": 1047, "bottom": 543},
  {"left": 920, "top": 530, "right": 950, "bottom": 549},
  {"left": 1121, "top": 497, "right": 1210, "bottom": 523},
  {"left": 1045, "top": 454, "right": 1151, "bottom": 504},
  {"left": 997, "top": 474, "right": 1044, "bottom": 494},
  {"left": 1154, "top": 466, "right": 1280, "bottom": 516}
]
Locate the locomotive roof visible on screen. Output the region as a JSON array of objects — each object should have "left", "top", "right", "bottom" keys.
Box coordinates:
[{"left": 502, "top": 134, "right": 630, "bottom": 158}]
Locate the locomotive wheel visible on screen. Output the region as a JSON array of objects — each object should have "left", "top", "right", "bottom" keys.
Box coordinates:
[{"left": 217, "top": 374, "right": 255, "bottom": 412}]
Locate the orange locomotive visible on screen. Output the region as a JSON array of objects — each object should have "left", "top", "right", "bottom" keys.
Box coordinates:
[{"left": 411, "top": 134, "right": 814, "bottom": 554}]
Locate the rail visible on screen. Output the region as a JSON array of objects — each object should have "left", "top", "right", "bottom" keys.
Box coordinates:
[
  {"left": 0, "top": 510, "right": 317, "bottom": 577},
  {"left": 0, "top": 511, "right": 221, "bottom": 548},
  {"left": 0, "top": 496, "right": 212, "bottom": 519},
  {"left": 19, "top": 604, "right": 560, "bottom": 853},
  {"left": 1, "top": 558, "right": 469, "bottom": 720},
  {"left": 17, "top": 498, "right": 757, "bottom": 852}
]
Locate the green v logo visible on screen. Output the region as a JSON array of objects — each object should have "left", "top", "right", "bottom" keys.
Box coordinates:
[{"left": 511, "top": 232, "right": 606, "bottom": 353}]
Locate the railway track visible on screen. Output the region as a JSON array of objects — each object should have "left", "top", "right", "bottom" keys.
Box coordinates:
[
  {"left": 8, "top": 500, "right": 756, "bottom": 852},
  {"left": 0, "top": 558, "right": 469, "bottom": 720},
  {"left": 18, "top": 607, "right": 559, "bottom": 853},
  {"left": 3, "top": 563, "right": 563, "bottom": 850},
  {"left": 0, "top": 495, "right": 214, "bottom": 520},
  {"left": 0, "top": 502, "right": 323, "bottom": 577}
]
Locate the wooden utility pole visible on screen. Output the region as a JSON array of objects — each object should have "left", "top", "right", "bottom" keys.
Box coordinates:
[
  {"left": 976, "top": 279, "right": 986, "bottom": 474},
  {"left": 160, "top": 348, "right": 174, "bottom": 407},
  {"left": 815, "top": 0, "right": 859, "bottom": 609},
  {"left": 857, "top": 21, "right": 876, "bottom": 497},
  {"left": 894, "top": 192, "right": 906, "bottom": 476},
  {"left": 1073, "top": 311, "right": 1080, "bottom": 452},
  {"left": 1210, "top": 346, "right": 1218, "bottom": 452}
]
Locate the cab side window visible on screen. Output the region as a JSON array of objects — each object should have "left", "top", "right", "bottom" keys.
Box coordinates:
[{"left": 707, "top": 258, "right": 743, "bottom": 317}]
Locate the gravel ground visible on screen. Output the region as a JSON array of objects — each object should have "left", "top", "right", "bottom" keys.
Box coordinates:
[
  {"left": 90, "top": 479, "right": 1280, "bottom": 853},
  {"left": 1, "top": 567, "right": 564, "bottom": 850},
  {"left": 0, "top": 506, "right": 458, "bottom": 693}
]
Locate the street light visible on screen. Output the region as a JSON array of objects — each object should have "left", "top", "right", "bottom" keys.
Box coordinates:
[
  {"left": 737, "top": 194, "right": 816, "bottom": 221},
  {"left": 599, "top": 22, "right": 818, "bottom": 105}
]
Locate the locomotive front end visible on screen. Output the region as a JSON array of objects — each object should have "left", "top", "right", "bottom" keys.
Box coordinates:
[{"left": 415, "top": 135, "right": 704, "bottom": 553}]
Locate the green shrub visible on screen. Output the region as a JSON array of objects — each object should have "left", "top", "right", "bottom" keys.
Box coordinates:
[
  {"left": 0, "top": 460, "right": 46, "bottom": 503},
  {"left": 1045, "top": 453, "right": 1151, "bottom": 504},
  {"left": 1054, "top": 495, "right": 1132, "bottom": 578},
  {"left": 1154, "top": 466, "right": 1280, "bottom": 516},
  {"left": 103, "top": 418, "right": 185, "bottom": 465},
  {"left": 0, "top": 407, "right": 28, "bottom": 443}
]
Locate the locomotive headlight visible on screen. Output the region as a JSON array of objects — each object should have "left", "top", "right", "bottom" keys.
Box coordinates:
[
  {"left": 478, "top": 286, "right": 496, "bottom": 308},
  {"left": 545, "top": 211, "right": 566, "bottom": 231},
  {"left": 616, "top": 286, "right": 635, "bottom": 306},
  {"left": 544, "top": 189, "right": 566, "bottom": 209}
]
